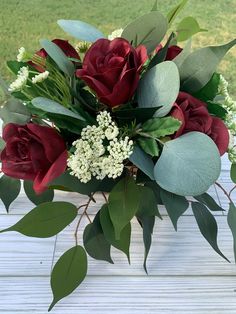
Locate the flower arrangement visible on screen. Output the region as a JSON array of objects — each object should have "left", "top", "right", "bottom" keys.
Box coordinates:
[{"left": 0, "top": 0, "right": 236, "bottom": 311}]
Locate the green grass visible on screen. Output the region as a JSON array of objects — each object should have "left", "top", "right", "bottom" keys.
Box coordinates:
[{"left": 0, "top": 0, "right": 235, "bottom": 95}]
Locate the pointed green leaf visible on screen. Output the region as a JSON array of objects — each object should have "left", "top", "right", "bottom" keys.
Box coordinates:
[
  {"left": 230, "top": 164, "right": 236, "bottom": 184},
  {"left": 108, "top": 177, "right": 140, "bottom": 239},
  {"left": 100, "top": 204, "right": 131, "bottom": 262},
  {"left": 0, "top": 98, "right": 31, "bottom": 125},
  {"left": 137, "top": 137, "right": 159, "bottom": 157},
  {"left": 142, "top": 117, "right": 181, "bottom": 138},
  {"left": 194, "top": 193, "right": 225, "bottom": 212},
  {"left": 154, "top": 132, "right": 221, "bottom": 196},
  {"left": 57, "top": 19, "right": 104, "bottom": 42},
  {"left": 160, "top": 188, "right": 188, "bottom": 230},
  {"left": 129, "top": 145, "right": 155, "bottom": 180},
  {"left": 137, "top": 61, "right": 180, "bottom": 117},
  {"left": 176, "top": 16, "right": 207, "bottom": 42},
  {"left": 178, "top": 39, "right": 236, "bottom": 93},
  {"left": 40, "top": 39, "right": 75, "bottom": 76},
  {"left": 49, "top": 245, "right": 87, "bottom": 311},
  {"left": 145, "top": 182, "right": 163, "bottom": 205},
  {"left": 24, "top": 180, "right": 54, "bottom": 205},
  {"left": 192, "top": 202, "right": 229, "bottom": 262},
  {"left": 0, "top": 175, "right": 21, "bottom": 212},
  {"left": 173, "top": 38, "right": 192, "bottom": 68},
  {"left": 122, "top": 11, "right": 168, "bottom": 53},
  {"left": 0, "top": 201, "right": 77, "bottom": 237},
  {"left": 227, "top": 202, "right": 236, "bottom": 262},
  {"left": 151, "top": 0, "right": 157, "bottom": 11},
  {"left": 193, "top": 73, "right": 221, "bottom": 102},
  {"left": 207, "top": 102, "right": 227, "bottom": 119},
  {"left": 138, "top": 186, "right": 161, "bottom": 218},
  {"left": 167, "top": 0, "right": 188, "bottom": 26},
  {"left": 83, "top": 212, "right": 113, "bottom": 263}
]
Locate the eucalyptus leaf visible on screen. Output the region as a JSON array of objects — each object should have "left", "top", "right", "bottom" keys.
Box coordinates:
[
  {"left": 108, "top": 177, "right": 140, "bottom": 239},
  {"left": 129, "top": 145, "right": 155, "bottom": 180},
  {"left": 167, "top": 0, "right": 188, "bottom": 26},
  {"left": 137, "top": 137, "right": 159, "bottom": 157},
  {"left": 121, "top": 11, "right": 168, "bottom": 53},
  {"left": 160, "top": 188, "right": 188, "bottom": 230},
  {"left": 100, "top": 204, "right": 131, "bottom": 262},
  {"left": 141, "top": 116, "right": 181, "bottom": 138},
  {"left": 137, "top": 61, "right": 180, "bottom": 117},
  {"left": 31, "top": 97, "right": 85, "bottom": 121},
  {"left": 178, "top": 39, "right": 236, "bottom": 93},
  {"left": 192, "top": 202, "right": 229, "bottom": 262},
  {"left": 173, "top": 38, "right": 192, "bottom": 68},
  {"left": 227, "top": 202, "right": 236, "bottom": 262},
  {"left": 0, "top": 201, "right": 77, "bottom": 237},
  {"left": 194, "top": 193, "right": 225, "bottom": 212},
  {"left": 176, "top": 16, "right": 207, "bottom": 42},
  {"left": 154, "top": 132, "right": 221, "bottom": 196},
  {"left": 0, "top": 175, "right": 21, "bottom": 212},
  {"left": 58, "top": 19, "right": 104, "bottom": 42},
  {"left": 0, "top": 98, "right": 31, "bottom": 125},
  {"left": 49, "top": 245, "right": 87, "bottom": 311},
  {"left": 40, "top": 39, "right": 75, "bottom": 76},
  {"left": 23, "top": 180, "right": 54, "bottom": 205}
]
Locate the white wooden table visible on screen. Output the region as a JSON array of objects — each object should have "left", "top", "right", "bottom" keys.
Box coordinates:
[{"left": 0, "top": 154, "right": 236, "bottom": 313}]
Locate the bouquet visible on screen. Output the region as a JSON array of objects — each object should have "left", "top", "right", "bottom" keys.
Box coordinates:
[{"left": 0, "top": 0, "right": 236, "bottom": 311}]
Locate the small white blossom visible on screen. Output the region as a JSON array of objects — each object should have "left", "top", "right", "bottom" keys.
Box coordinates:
[
  {"left": 32, "top": 71, "right": 49, "bottom": 84},
  {"left": 67, "top": 111, "right": 133, "bottom": 183},
  {"left": 218, "top": 74, "right": 229, "bottom": 97},
  {"left": 108, "top": 28, "right": 123, "bottom": 40},
  {"left": 8, "top": 66, "right": 29, "bottom": 92},
  {"left": 17, "top": 47, "right": 26, "bottom": 62}
]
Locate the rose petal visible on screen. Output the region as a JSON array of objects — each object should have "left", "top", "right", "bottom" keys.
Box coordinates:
[{"left": 210, "top": 117, "right": 229, "bottom": 156}]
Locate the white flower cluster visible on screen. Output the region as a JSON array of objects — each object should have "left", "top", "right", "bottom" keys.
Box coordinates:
[
  {"left": 108, "top": 28, "right": 123, "bottom": 40},
  {"left": 68, "top": 111, "right": 133, "bottom": 183},
  {"left": 32, "top": 71, "right": 49, "bottom": 84},
  {"left": 217, "top": 75, "right": 236, "bottom": 163},
  {"left": 8, "top": 66, "right": 29, "bottom": 92},
  {"left": 17, "top": 47, "right": 26, "bottom": 62}
]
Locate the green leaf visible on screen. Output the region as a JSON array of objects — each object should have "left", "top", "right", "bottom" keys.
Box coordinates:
[
  {"left": 0, "top": 175, "right": 21, "bottom": 212},
  {"left": 23, "top": 180, "right": 54, "bottom": 205},
  {"left": 145, "top": 182, "right": 163, "bottom": 205},
  {"left": 148, "top": 33, "right": 176, "bottom": 69},
  {"left": 176, "top": 16, "right": 207, "bottom": 42},
  {"left": 231, "top": 164, "right": 236, "bottom": 183},
  {"left": 0, "top": 98, "right": 31, "bottom": 125},
  {"left": 121, "top": 11, "right": 168, "bottom": 53},
  {"left": 194, "top": 193, "right": 225, "bottom": 212},
  {"left": 137, "top": 61, "right": 180, "bottom": 117},
  {"left": 160, "top": 188, "right": 188, "bottom": 230},
  {"left": 113, "top": 107, "right": 160, "bottom": 124},
  {"left": 151, "top": 0, "right": 157, "bottom": 11},
  {"left": 49, "top": 245, "right": 87, "bottom": 311},
  {"left": 167, "top": 0, "right": 188, "bottom": 26},
  {"left": 207, "top": 102, "right": 227, "bottom": 119},
  {"left": 31, "top": 97, "right": 86, "bottom": 121},
  {"left": 83, "top": 212, "right": 113, "bottom": 263},
  {"left": 227, "top": 202, "right": 236, "bottom": 262},
  {"left": 57, "top": 19, "right": 104, "bottom": 42},
  {"left": 192, "top": 202, "right": 229, "bottom": 262},
  {"left": 137, "top": 137, "right": 159, "bottom": 157},
  {"left": 0, "top": 201, "right": 77, "bottom": 237},
  {"left": 141, "top": 117, "right": 181, "bottom": 138},
  {"left": 129, "top": 145, "right": 155, "bottom": 180},
  {"left": 193, "top": 73, "right": 220, "bottom": 102},
  {"left": 0, "top": 137, "right": 5, "bottom": 151},
  {"left": 108, "top": 177, "right": 140, "bottom": 239},
  {"left": 40, "top": 39, "right": 75, "bottom": 76},
  {"left": 178, "top": 39, "right": 236, "bottom": 93},
  {"left": 173, "top": 38, "right": 192, "bottom": 68},
  {"left": 154, "top": 132, "right": 221, "bottom": 196},
  {"left": 100, "top": 204, "right": 131, "bottom": 262},
  {"left": 138, "top": 185, "right": 161, "bottom": 217},
  {"left": 6, "top": 60, "right": 26, "bottom": 75}
]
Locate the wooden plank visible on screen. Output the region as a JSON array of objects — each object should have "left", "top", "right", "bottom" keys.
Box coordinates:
[{"left": 0, "top": 276, "right": 236, "bottom": 313}]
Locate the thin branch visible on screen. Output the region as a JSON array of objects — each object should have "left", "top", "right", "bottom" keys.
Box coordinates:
[
  {"left": 229, "top": 185, "right": 236, "bottom": 198},
  {"left": 102, "top": 192, "right": 108, "bottom": 203},
  {"left": 215, "top": 181, "right": 233, "bottom": 204}
]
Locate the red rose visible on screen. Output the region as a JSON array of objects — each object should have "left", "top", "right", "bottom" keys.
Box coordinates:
[
  {"left": 29, "top": 39, "right": 80, "bottom": 72},
  {"left": 171, "top": 92, "right": 229, "bottom": 155},
  {"left": 0, "top": 123, "right": 68, "bottom": 194},
  {"left": 155, "top": 45, "right": 182, "bottom": 60},
  {"left": 76, "top": 38, "right": 148, "bottom": 107}
]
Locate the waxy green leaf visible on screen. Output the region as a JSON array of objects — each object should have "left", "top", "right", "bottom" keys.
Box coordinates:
[
  {"left": 230, "top": 164, "right": 236, "bottom": 184},
  {"left": 49, "top": 245, "right": 87, "bottom": 311},
  {"left": 176, "top": 16, "right": 207, "bottom": 42},
  {"left": 24, "top": 180, "right": 54, "bottom": 205},
  {"left": 0, "top": 201, "right": 77, "bottom": 237},
  {"left": 227, "top": 202, "right": 236, "bottom": 262},
  {"left": 193, "top": 73, "right": 220, "bottom": 102},
  {"left": 194, "top": 193, "right": 225, "bottom": 212},
  {"left": 0, "top": 98, "right": 31, "bottom": 125},
  {"left": 154, "top": 132, "right": 221, "bottom": 196},
  {"left": 192, "top": 202, "right": 229, "bottom": 262},
  {"left": 0, "top": 175, "right": 21, "bottom": 212}
]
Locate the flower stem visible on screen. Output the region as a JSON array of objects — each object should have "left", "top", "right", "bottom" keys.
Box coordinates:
[{"left": 215, "top": 181, "right": 233, "bottom": 204}]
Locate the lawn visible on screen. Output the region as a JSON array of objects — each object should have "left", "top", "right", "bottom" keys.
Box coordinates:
[{"left": 0, "top": 0, "right": 235, "bottom": 95}]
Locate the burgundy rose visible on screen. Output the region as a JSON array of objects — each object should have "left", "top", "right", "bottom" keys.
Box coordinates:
[
  {"left": 0, "top": 123, "right": 68, "bottom": 194},
  {"left": 76, "top": 38, "right": 148, "bottom": 107},
  {"left": 171, "top": 92, "right": 229, "bottom": 155},
  {"left": 155, "top": 45, "right": 182, "bottom": 60},
  {"left": 29, "top": 39, "right": 80, "bottom": 72}
]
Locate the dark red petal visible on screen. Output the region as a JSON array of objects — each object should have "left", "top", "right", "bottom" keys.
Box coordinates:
[
  {"left": 2, "top": 123, "right": 20, "bottom": 141},
  {"left": 166, "top": 45, "right": 183, "bottom": 61},
  {"left": 135, "top": 45, "right": 148, "bottom": 71},
  {"left": 210, "top": 117, "right": 229, "bottom": 156},
  {"left": 171, "top": 104, "right": 186, "bottom": 137}
]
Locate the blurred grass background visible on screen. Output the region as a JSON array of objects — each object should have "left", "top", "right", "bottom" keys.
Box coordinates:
[{"left": 0, "top": 0, "right": 235, "bottom": 96}]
